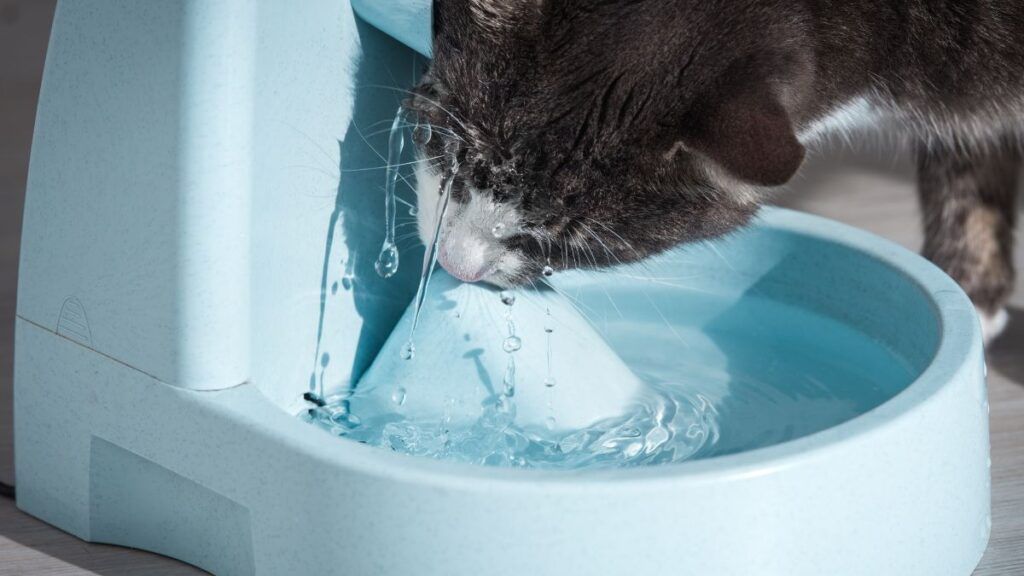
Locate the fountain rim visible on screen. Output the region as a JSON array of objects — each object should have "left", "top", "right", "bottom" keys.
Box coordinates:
[{"left": 298, "top": 207, "right": 981, "bottom": 488}]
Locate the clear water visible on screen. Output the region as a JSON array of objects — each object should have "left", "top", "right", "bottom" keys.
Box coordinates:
[
  {"left": 401, "top": 161, "right": 459, "bottom": 361},
  {"left": 374, "top": 106, "right": 460, "bottom": 361},
  {"left": 304, "top": 286, "right": 916, "bottom": 468},
  {"left": 374, "top": 107, "right": 408, "bottom": 279},
  {"left": 311, "top": 106, "right": 919, "bottom": 470}
]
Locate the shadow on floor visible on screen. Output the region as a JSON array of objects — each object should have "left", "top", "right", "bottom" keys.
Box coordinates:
[{"left": 0, "top": 497, "right": 205, "bottom": 575}]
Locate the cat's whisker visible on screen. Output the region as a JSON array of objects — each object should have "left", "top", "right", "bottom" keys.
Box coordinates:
[
  {"left": 358, "top": 84, "right": 472, "bottom": 138},
  {"left": 337, "top": 155, "right": 446, "bottom": 174}
]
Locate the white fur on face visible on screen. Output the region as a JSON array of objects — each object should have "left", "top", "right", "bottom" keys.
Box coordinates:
[
  {"left": 798, "top": 96, "right": 882, "bottom": 143},
  {"left": 413, "top": 158, "right": 443, "bottom": 244},
  {"left": 414, "top": 157, "right": 526, "bottom": 284}
]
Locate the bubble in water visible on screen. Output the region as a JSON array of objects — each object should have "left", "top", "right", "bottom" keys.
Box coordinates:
[
  {"left": 645, "top": 426, "right": 671, "bottom": 448},
  {"left": 375, "top": 244, "right": 399, "bottom": 278},
  {"left": 621, "top": 427, "right": 642, "bottom": 438},
  {"left": 400, "top": 341, "right": 415, "bottom": 360},
  {"left": 331, "top": 411, "right": 361, "bottom": 428},
  {"left": 391, "top": 387, "right": 407, "bottom": 406},
  {"left": 412, "top": 121, "right": 432, "bottom": 145},
  {"left": 502, "top": 336, "right": 522, "bottom": 353},
  {"left": 496, "top": 394, "right": 513, "bottom": 413},
  {"left": 542, "top": 265, "right": 554, "bottom": 277},
  {"left": 499, "top": 291, "right": 516, "bottom": 306},
  {"left": 492, "top": 223, "right": 506, "bottom": 238}
]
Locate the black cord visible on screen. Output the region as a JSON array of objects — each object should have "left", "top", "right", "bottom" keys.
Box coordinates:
[{"left": 0, "top": 481, "right": 15, "bottom": 500}]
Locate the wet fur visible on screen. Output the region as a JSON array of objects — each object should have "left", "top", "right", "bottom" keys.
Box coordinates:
[{"left": 407, "top": 0, "right": 1023, "bottom": 336}]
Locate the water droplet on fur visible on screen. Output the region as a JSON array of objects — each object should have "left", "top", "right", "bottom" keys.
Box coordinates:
[
  {"left": 542, "top": 265, "right": 554, "bottom": 277},
  {"left": 492, "top": 223, "right": 505, "bottom": 238},
  {"left": 375, "top": 243, "right": 399, "bottom": 278},
  {"left": 412, "top": 121, "right": 432, "bottom": 145}
]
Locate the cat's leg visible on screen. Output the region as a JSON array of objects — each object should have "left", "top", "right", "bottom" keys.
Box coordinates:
[{"left": 916, "top": 135, "right": 1020, "bottom": 344}]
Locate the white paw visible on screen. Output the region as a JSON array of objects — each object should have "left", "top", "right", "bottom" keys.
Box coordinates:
[{"left": 977, "top": 307, "right": 1008, "bottom": 345}]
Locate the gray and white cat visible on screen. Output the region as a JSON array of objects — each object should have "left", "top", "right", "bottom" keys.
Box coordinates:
[{"left": 405, "top": 0, "right": 1024, "bottom": 342}]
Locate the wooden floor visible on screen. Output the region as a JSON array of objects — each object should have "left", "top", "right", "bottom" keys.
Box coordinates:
[{"left": 0, "top": 2, "right": 1021, "bottom": 575}]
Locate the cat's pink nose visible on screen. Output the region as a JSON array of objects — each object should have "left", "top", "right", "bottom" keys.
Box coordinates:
[{"left": 437, "top": 240, "right": 491, "bottom": 283}]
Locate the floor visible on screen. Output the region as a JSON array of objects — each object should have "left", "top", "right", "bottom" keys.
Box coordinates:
[{"left": 0, "top": 2, "right": 1021, "bottom": 575}]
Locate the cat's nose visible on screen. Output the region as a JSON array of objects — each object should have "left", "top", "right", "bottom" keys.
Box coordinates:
[{"left": 437, "top": 236, "right": 492, "bottom": 283}]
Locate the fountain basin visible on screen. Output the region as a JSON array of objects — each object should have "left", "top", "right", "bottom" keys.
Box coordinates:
[
  {"left": 17, "top": 208, "right": 989, "bottom": 575},
  {"left": 15, "top": 2, "right": 988, "bottom": 574}
]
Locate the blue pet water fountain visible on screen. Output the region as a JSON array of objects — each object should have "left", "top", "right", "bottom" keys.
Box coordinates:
[{"left": 15, "top": 1, "right": 990, "bottom": 574}]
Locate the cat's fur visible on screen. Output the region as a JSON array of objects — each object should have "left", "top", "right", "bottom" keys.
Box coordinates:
[{"left": 407, "top": 0, "right": 1024, "bottom": 340}]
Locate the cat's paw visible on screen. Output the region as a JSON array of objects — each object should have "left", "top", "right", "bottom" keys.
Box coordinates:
[{"left": 977, "top": 306, "right": 1008, "bottom": 345}]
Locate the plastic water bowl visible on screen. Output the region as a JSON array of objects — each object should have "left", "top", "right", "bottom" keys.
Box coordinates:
[
  {"left": 16, "top": 206, "right": 990, "bottom": 576},
  {"left": 309, "top": 208, "right": 991, "bottom": 575},
  {"left": 15, "top": 3, "right": 988, "bottom": 574}
]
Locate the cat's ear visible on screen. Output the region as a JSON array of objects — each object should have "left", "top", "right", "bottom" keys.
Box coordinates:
[{"left": 677, "top": 87, "right": 805, "bottom": 187}]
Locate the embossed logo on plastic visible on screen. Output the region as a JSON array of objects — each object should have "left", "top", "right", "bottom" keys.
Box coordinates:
[{"left": 58, "top": 297, "right": 93, "bottom": 346}]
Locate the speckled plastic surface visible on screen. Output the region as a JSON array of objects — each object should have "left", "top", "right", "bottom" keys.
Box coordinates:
[{"left": 15, "top": 1, "right": 989, "bottom": 575}]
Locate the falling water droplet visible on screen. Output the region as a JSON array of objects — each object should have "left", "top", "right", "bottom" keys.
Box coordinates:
[
  {"left": 391, "top": 387, "right": 407, "bottom": 406},
  {"left": 331, "top": 281, "right": 339, "bottom": 294},
  {"left": 404, "top": 162, "right": 460, "bottom": 357},
  {"left": 491, "top": 223, "right": 505, "bottom": 238},
  {"left": 375, "top": 244, "right": 399, "bottom": 278},
  {"left": 545, "top": 417, "right": 557, "bottom": 430},
  {"left": 502, "top": 336, "right": 522, "bottom": 353},
  {"left": 503, "top": 357, "right": 516, "bottom": 396},
  {"left": 409, "top": 205, "right": 418, "bottom": 216},
  {"left": 320, "top": 353, "right": 330, "bottom": 367},
  {"left": 500, "top": 291, "right": 516, "bottom": 306},
  {"left": 544, "top": 308, "right": 555, "bottom": 387},
  {"left": 400, "top": 341, "right": 415, "bottom": 360},
  {"left": 341, "top": 274, "right": 354, "bottom": 290},
  {"left": 542, "top": 265, "right": 554, "bottom": 277},
  {"left": 377, "top": 107, "right": 409, "bottom": 279}
]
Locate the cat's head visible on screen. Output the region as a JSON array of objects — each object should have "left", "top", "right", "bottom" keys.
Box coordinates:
[{"left": 408, "top": 0, "right": 811, "bottom": 285}]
